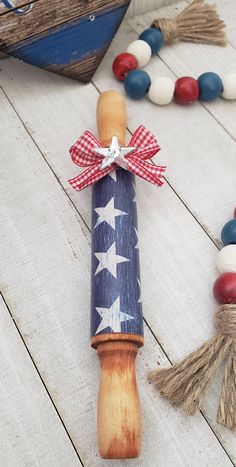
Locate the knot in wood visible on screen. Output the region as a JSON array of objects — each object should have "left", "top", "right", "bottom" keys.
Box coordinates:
[
  {"left": 215, "top": 305, "right": 236, "bottom": 338},
  {"left": 152, "top": 18, "right": 179, "bottom": 43}
]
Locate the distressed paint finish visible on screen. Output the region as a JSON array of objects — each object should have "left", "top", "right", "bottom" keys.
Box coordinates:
[
  {"left": 0, "top": 0, "right": 174, "bottom": 17},
  {"left": 47, "top": 48, "right": 108, "bottom": 82},
  {"left": 0, "top": 0, "right": 131, "bottom": 82},
  {"left": 0, "top": 0, "right": 130, "bottom": 47},
  {"left": 91, "top": 168, "right": 143, "bottom": 338}
]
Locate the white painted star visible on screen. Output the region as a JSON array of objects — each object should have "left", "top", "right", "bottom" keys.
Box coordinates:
[
  {"left": 95, "top": 296, "right": 135, "bottom": 334},
  {"left": 94, "top": 136, "right": 136, "bottom": 170},
  {"left": 95, "top": 241, "right": 129, "bottom": 278},
  {"left": 109, "top": 169, "right": 117, "bottom": 182},
  {"left": 94, "top": 197, "right": 127, "bottom": 230},
  {"left": 134, "top": 227, "right": 139, "bottom": 249},
  {"left": 137, "top": 278, "right": 142, "bottom": 304}
]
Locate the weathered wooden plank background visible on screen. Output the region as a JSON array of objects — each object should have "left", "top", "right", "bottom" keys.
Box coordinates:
[{"left": 0, "top": 0, "right": 235, "bottom": 465}]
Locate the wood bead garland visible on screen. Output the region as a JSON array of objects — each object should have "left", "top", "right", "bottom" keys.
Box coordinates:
[
  {"left": 139, "top": 28, "right": 164, "bottom": 55},
  {"left": 124, "top": 70, "right": 151, "bottom": 100},
  {"left": 112, "top": 1, "right": 232, "bottom": 106},
  {"left": 198, "top": 72, "right": 223, "bottom": 101},
  {"left": 213, "top": 273, "right": 236, "bottom": 304},
  {"left": 216, "top": 245, "right": 236, "bottom": 274},
  {"left": 149, "top": 208, "right": 236, "bottom": 433},
  {"left": 112, "top": 53, "right": 138, "bottom": 81},
  {"left": 221, "top": 219, "right": 236, "bottom": 245},
  {"left": 114, "top": 56, "right": 235, "bottom": 106},
  {"left": 126, "top": 40, "right": 152, "bottom": 68},
  {"left": 221, "top": 73, "right": 236, "bottom": 100},
  {"left": 148, "top": 77, "right": 175, "bottom": 105},
  {"left": 174, "top": 77, "right": 199, "bottom": 105}
]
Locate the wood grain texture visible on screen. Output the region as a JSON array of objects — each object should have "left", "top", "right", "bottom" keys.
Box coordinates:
[
  {"left": 0, "top": 0, "right": 130, "bottom": 48},
  {"left": 1, "top": 1, "right": 236, "bottom": 462},
  {"left": 97, "top": 89, "right": 127, "bottom": 145},
  {"left": 0, "top": 74, "right": 234, "bottom": 465},
  {"left": 97, "top": 341, "right": 141, "bottom": 459},
  {"left": 46, "top": 49, "right": 108, "bottom": 83},
  {"left": 0, "top": 0, "right": 175, "bottom": 18},
  {"left": 0, "top": 296, "right": 81, "bottom": 467}
]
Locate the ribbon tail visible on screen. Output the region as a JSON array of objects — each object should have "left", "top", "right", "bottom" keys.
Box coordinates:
[
  {"left": 68, "top": 163, "right": 115, "bottom": 191},
  {"left": 127, "top": 157, "right": 166, "bottom": 186}
]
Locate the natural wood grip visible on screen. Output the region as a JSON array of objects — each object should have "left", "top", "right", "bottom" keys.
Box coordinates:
[
  {"left": 97, "top": 341, "right": 141, "bottom": 459},
  {"left": 96, "top": 90, "right": 126, "bottom": 146}
]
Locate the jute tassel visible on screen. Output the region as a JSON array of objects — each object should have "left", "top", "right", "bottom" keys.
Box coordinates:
[
  {"left": 152, "top": 0, "right": 227, "bottom": 46},
  {"left": 149, "top": 304, "right": 236, "bottom": 431}
]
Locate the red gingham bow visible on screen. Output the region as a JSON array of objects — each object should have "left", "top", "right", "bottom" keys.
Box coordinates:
[{"left": 68, "top": 125, "right": 166, "bottom": 191}]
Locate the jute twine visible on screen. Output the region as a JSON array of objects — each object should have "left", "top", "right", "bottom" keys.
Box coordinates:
[
  {"left": 149, "top": 304, "right": 236, "bottom": 432},
  {"left": 151, "top": 0, "right": 227, "bottom": 46}
]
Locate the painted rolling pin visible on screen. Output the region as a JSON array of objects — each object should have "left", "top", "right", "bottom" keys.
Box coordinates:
[
  {"left": 91, "top": 92, "right": 144, "bottom": 459},
  {"left": 68, "top": 90, "right": 165, "bottom": 458}
]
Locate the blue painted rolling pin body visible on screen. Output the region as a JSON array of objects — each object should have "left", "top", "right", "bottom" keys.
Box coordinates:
[{"left": 91, "top": 168, "right": 143, "bottom": 338}]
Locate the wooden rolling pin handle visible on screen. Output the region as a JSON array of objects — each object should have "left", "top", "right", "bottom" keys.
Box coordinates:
[
  {"left": 96, "top": 340, "right": 141, "bottom": 459},
  {"left": 96, "top": 90, "right": 126, "bottom": 146},
  {"left": 94, "top": 91, "right": 142, "bottom": 459}
]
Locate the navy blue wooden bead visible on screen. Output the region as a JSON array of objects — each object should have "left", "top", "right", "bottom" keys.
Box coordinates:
[
  {"left": 221, "top": 219, "right": 236, "bottom": 245},
  {"left": 124, "top": 70, "right": 151, "bottom": 100},
  {"left": 139, "top": 28, "right": 164, "bottom": 55},
  {"left": 198, "top": 72, "right": 223, "bottom": 101}
]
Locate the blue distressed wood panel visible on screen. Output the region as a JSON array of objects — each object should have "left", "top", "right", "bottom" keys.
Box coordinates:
[{"left": 5, "top": 6, "right": 127, "bottom": 69}]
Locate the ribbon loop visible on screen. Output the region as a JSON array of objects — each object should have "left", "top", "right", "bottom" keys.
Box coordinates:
[
  {"left": 69, "top": 131, "right": 102, "bottom": 167},
  {"left": 68, "top": 126, "right": 166, "bottom": 191}
]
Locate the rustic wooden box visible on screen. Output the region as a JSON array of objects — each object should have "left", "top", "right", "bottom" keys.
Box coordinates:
[{"left": 0, "top": 0, "right": 131, "bottom": 82}]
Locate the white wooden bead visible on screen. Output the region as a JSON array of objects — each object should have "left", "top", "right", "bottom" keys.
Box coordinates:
[
  {"left": 216, "top": 245, "right": 236, "bottom": 273},
  {"left": 221, "top": 73, "right": 236, "bottom": 100},
  {"left": 148, "top": 77, "right": 175, "bottom": 105},
  {"left": 126, "top": 40, "right": 152, "bottom": 68}
]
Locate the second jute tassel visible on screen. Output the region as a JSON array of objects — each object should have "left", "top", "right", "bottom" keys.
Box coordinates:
[{"left": 149, "top": 304, "right": 236, "bottom": 432}]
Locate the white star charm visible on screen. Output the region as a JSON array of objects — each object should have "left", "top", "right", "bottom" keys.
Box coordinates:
[
  {"left": 94, "top": 197, "right": 127, "bottom": 230},
  {"left": 94, "top": 136, "right": 136, "bottom": 170},
  {"left": 95, "top": 296, "right": 135, "bottom": 334},
  {"left": 95, "top": 241, "right": 129, "bottom": 278}
]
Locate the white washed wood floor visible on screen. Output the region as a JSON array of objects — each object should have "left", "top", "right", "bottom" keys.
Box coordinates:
[{"left": 0, "top": 1, "right": 236, "bottom": 466}]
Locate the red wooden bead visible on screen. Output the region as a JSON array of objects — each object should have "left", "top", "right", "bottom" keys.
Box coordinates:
[
  {"left": 213, "top": 272, "right": 236, "bottom": 304},
  {"left": 174, "top": 77, "right": 199, "bottom": 105},
  {"left": 112, "top": 53, "right": 138, "bottom": 81}
]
